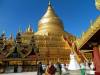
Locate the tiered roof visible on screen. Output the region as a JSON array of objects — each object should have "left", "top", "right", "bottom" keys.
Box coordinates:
[{"left": 76, "top": 16, "right": 100, "bottom": 49}]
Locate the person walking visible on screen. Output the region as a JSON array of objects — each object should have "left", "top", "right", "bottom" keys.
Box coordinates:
[
  {"left": 45, "top": 62, "right": 56, "bottom": 75},
  {"left": 56, "top": 62, "right": 62, "bottom": 75},
  {"left": 80, "top": 63, "right": 85, "bottom": 75},
  {"left": 62, "top": 64, "right": 69, "bottom": 75},
  {"left": 37, "top": 62, "right": 44, "bottom": 75}
]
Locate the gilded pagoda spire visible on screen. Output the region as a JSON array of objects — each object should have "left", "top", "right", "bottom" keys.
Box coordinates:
[
  {"left": 1, "top": 31, "right": 6, "bottom": 39},
  {"left": 18, "top": 27, "right": 22, "bottom": 33},
  {"left": 8, "top": 33, "right": 14, "bottom": 44},
  {"left": 26, "top": 24, "right": 33, "bottom": 32},
  {"left": 9, "top": 33, "right": 14, "bottom": 40},
  {"left": 48, "top": 0, "right": 51, "bottom": 6},
  {"left": 36, "top": 1, "right": 64, "bottom": 34},
  {"left": 2, "top": 31, "right": 5, "bottom": 35},
  {"left": 90, "top": 20, "right": 93, "bottom": 29},
  {"left": 1, "top": 31, "right": 6, "bottom": 44}
]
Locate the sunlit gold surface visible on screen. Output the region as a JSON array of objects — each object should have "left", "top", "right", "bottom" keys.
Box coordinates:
[
  {"left": 36, "top": 3, "right": 64, "bottom": 34},
  {"left": 0, "top": 2, "right": 77, "bottom": 65},
  {"left": 34, "top": 2, "right": 76, "bottom": 63},
  {"left": 22, "top": 32, "right": 33, "bottom": 44},
  {"left": 75, "top": 16, "right": 100, "bottom": 61},
  {"left": 95, "top": 0, "right": 100, "bottom": 10},
  {"left": 76, "top": 16, "right": 100, "bottom": 49},
  {"left": 21, "top": 25, "right": 34, "bottom": 44}
]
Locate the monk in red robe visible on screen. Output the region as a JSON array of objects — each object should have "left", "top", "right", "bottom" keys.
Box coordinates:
[{"left": 45, "top": 62, "right": 56, "bottom": 75}]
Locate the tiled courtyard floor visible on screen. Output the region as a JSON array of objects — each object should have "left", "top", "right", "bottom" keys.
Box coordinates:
[
  {"left": 0, "top": 72, "right": 94, "bottom": 75},
  {"left": 0, "top": 72, "right": 37, "bottom": 75}
]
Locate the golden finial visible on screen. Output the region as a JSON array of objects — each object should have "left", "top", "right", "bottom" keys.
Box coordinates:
[
  {"left": 2, "top": 31, "right": 5, "bottom": 34},
  {"left": 90, "top": 20, "right": 93, "bottom": 25},
  {"left": 1, "top": 31, "right": 6, "bottom": 41},
  {"left": 48, "top": 0, "right": 51, "bottom": 6},
  {"left": 8, "top": 33, "right": 14, "bottom": 44},
  {"left": 82, "top": 32, "right": 85, "bottom": 36},
  {"left": 90, "top": 20, "right": 93, "bottom": 28},
  {"left": 81, "top": 31, "right": 85, "bottom": 37},
  {"left": 18, "top": 27, "right": 22, "bottom": 33},
  {"left": 95, "top": 0, "right": 100, "bottom": 10},
  {"left": 2, "top": 31, "right": 6, "bottom": 36},
  {"left": 9, "top": 33, "right": 13, "bottom": 40},
  {"left": 26, "top": 24, "right": 33, "bottom": 32},
  {"left": 37, "top": 0, "right": 64, "bottom": 33}
]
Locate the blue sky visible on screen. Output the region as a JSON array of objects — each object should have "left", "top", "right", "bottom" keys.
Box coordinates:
[{"left": 0, "top": 0, "right": 99, "bottom": 38}]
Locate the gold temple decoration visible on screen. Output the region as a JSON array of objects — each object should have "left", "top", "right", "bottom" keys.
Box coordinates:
[
  {"left": 26, "top": 24, "right": 33, "bottom": 33},
  {"left": 21, "top": 24, "right": 34, "bottom": 44},
  {"left": 36, "top": 1, "right": 64, "bottom": 35},
  {"left": 7, "top": 33, "right": 14, "bottom": 45},
  {"left": 0, "top": 1, "right": 76, "bottom": 65},
  {"left": 34, "top": 1, "right": 76, "bottom": 63},
  {"left": 95, "top": 0, "right": 100, "bottom": 10},
  {"left": 76, "top": 16, "right": 100, "bottom": 49},
  {"left": 9, "top": 33, "right": 14, "bottom": 40},
  {"left": 18, "top": 27, "right": 22, "bottom": 33}
]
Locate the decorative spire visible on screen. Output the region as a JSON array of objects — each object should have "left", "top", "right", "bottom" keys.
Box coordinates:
[
  {"left": 90, "top": 20, "right": 93, "bottom": 29},
  {"left": 1, "top": 31, "right": 6, "bottom": 42},
  {"left": 26, "top": 24, "right": 33, "bottom": 32},
  {"left": 90, "top": 20, "right": 93, "bottom": 25},
  {"left": 48, "top": 0, "right": 51, "bottom": 6},
  {"left": 8, "top": 33, "right": 14, "bottom": 44},
  {"left": 95, "top": 0, "right": 100, "bottom": 10},
  {"left": 18, "top": 27, "right": 22, "bottom": 33},
  {"left": 2, "top": 31, "right": 5, "bottom": 35},
  {"left": 9, "top": 33, "right": 13, "bottom": 40},
  {"left": 42, "top": 1, "right": 57, "bottom": 18},
  {"left": 1, "top": 31, "right": 6, "bottom": 37},
  {"left": 82, "top": 31, "right": 85, "bottom": 36},
  {"left": 37, "top": 1, "right": 64, "bottom": 33}
]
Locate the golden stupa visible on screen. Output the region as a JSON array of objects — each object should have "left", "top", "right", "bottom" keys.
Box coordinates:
[
  {"left": 34, "top": 1, "right": 76, "bottom": 64},
  {"left": 0, "top": 1, "right": 95, "bottom": 73},
  {"left": 0, "top": 2, "right": 77, "bottom": 73},
  {"left": 36, "top": 2, "right": 64, "bottom": 34}
]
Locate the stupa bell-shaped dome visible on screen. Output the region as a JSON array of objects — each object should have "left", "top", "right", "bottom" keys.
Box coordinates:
[{"left": 37, "top": 1, "right": 64, "bottom": 34}]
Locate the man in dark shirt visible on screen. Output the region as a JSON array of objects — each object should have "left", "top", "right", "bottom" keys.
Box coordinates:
[{"left": 37, "top": 62, "right": 44, "bottom": 75}]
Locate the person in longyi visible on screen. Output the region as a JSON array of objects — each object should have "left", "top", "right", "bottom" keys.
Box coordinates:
[{"left": 45, "top": 61, "right": 56, "bottom": 75}]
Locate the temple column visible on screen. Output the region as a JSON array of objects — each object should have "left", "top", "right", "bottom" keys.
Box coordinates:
[{"left": 93, "top": 45, "right": 100, "bottom": 74}]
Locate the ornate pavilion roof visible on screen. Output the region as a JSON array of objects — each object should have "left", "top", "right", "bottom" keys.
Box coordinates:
[{"left": 76, "top": 16, "right": 100, "bottom": 50}]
